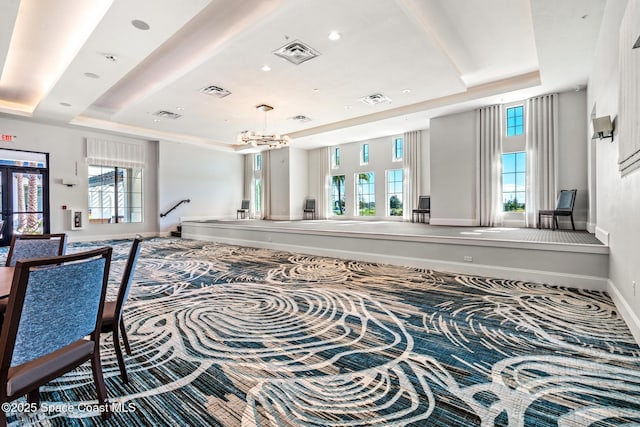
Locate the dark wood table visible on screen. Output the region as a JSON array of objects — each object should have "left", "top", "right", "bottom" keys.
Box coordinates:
[{"left": 0, "top": 267, "right": 14, "bottom": 298}]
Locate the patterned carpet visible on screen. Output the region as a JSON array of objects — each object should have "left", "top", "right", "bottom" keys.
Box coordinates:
[{"left": 3, "top": 237, "right": 639, "bottom": 426}]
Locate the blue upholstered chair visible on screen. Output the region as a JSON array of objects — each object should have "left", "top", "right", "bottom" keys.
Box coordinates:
[
  {"left": 537, "top": 189, "right": 577, "bottom": 230},
  {"left": 101, "top": 236, "right": 143, "bottom": 384},
  {"left": 0, "top": 247, "right": 113, "bottom": 425},
  {"left": 5, "top": 233, "right": 67, "bottom": 266}
]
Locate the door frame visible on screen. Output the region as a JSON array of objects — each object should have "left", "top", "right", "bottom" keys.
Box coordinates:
[{"left": 0, "top": 149, "right": 50, "bottom": 246}]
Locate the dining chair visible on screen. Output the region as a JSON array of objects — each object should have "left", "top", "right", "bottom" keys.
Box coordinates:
[
  {"left": 537, "top": 189, "right": 577, "bottom": 230},
  {"left": 303, "top": 199, "right": 316, "bottom": 220},
  {"left": 0, "top": 247, "right": 113, "bottom": 425},
  {"left": 0, "top": 233, "right": 68, "bottom": 322},
  {"left": 101, "top": 236, "right": 143, "bottom": 384},
  {"left": 237, "top": 199, "right": 250, "bottom": 219},
  {"left": 412, "top": 196, "right": 431, "bottom": 223}
]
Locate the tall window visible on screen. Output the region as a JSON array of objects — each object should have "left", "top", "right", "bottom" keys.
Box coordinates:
[
  {"left": 254, "top": 178, "right": 262, "bottom": 213},
  {"left": 386, "top": 169, "right": 403, "bottom": 216},
  {"left": 255, "top": 153, "right": 262, "bottom": 171},
  {"left": 88, "top": 165, "right": 143, "bottom": 223},
  {"left": 502, "top": 152, "right": 526, "bottom": 212},
  {"left": 393, "top": 138, "right": 403, "bottom": 161},
  {"left": 330, "top": 175, "right": 345, "bottom": 215},
  {"left": 506, "top": 105, "right": 524, "bottom": 136},
  {"left": 332, "top": 147, "right": 341, "bottom": 168},
  {"left": 356, "top": 172, "right": 375, "bottom": 216},
  {"left": 361, "top": 144, "right": 369, "bottom": 165}
]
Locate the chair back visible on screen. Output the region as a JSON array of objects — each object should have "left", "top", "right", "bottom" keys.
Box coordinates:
[
  {"left": 304, "top": 199, "right": 316, "bottom": 210},
  {"left": 417, "top": 196, "right": 430, "bottom": 210},
  {"left": 240, "top": 199, "right": 250, "bottom": 210},
  {"left": 0, "top": 247, "right": 112, "bottom": 369},
  {"left": 114, "top": 236, "right": 143, "bottom": 319},
  {"left": 5, "top": 233, "right": 67, "bottom": 267},
  {"left": 556, "top": 189, "right": 577, "bottom": 211}
]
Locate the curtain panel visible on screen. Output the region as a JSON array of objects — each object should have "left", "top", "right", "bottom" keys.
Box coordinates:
[
  {"left": 86, "top": 138, "right": 145, "bottom": 168},
  {"left": 525, "top": 93, "right": 558, "bottom": 228},
  {"left": 243, "top": 154, "right": 254, "bottom": 218},
  {"left": 262, "top": 150, "right": 271, "bottom": 220},
  {"left": 316, "top": 147, "right": 331, "bottom": 220},
  {"left": 402, "top": 131, "right": 421, "bottom": 221},
  {"left": 477, "top": 105, "right": 503, "bottom": 226}
]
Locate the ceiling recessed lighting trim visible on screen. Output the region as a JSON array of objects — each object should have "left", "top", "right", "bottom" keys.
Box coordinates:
[
  {"left": 289, "top": 115, "right": 312, "bottom": 123},
  {"left": 59, "top": 102, "right": 71, "bottom": 107},
  {"left": 104, "top": 54, "right": 118, "bottom": 62},
  {"left": 261, "top": 65, "right": 271, "bottom": 72},
  {"left": 131, "top": 19, "right": 150, "bottom": 31},
  {"left": 84, "top": 72, "right": 100, "bottom": 79},
  {"left": 328, "top": 31, "right": 341, "bottom": 41},
  {"left": 360, "top": 93, "right": 392, "bottom": 106},
  {"left": 153, "top": 110, "right": 182, "bottom": 119},
  {"left": 199, "top": 85, "right": 231, "bottom": 98}
]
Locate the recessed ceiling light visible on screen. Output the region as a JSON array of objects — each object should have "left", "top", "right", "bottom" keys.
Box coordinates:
[
  {"left": 104, "top": 54, "right": 118, "bottom": 62},
  {"left": 59, "top": 102, "right": 71, "bottom": 107},
  {"left": 176, "top": 106, "right": 185, "bottom": 111},
  {"left": 84, "top": 72, "right": 100, "bottom": 79},
  {"left": 328, "top": 31, "right": 341, "bottom": 41},
  {"left": 313, "top": 88, "right": 320, "bottom": 93},
  {"left": 402, "top": 89, "right": 411, "bottom": 94},
  {"left": 131, "top": 19, "right": 150, "bottom": 30},
  {"left": 344, "top": 105, "right": 352, "bottom": 110},
  {"left": 261, "top": 65, "right": 271, "bottom": 72},
  {"left": 153, "top": 118, "right": 161, "bottom": 122}
]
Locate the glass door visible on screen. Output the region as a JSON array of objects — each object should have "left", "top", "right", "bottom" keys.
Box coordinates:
[{"left": 0, "top": 149, "right": 50, "bottom": 246}]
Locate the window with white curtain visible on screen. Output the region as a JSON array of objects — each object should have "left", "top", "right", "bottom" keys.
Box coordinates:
[{"left": 356, "top": 172, "right": 375, "bottom": 216}]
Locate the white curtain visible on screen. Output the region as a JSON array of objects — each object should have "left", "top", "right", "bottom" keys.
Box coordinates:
[
  {"left": 402, "top": 131, "right": 421, "bottom": 221},
  {"left": 262, "top": 150, "right": 271, "bottom": 220},
  {"left": 86, "top": 138, "right": 145, "bottom": 168},
  {"left": 525, "top": 93, "right": 558, "bottom": 227},
  {"left": 243, "top": 154, "right": 255, "bottom": 218},
  {"left": 316, "top": 147, "right": 331, "bottom": 219},
  {"left": 477, "top": 105, "right": 503, "bottom": 226}
]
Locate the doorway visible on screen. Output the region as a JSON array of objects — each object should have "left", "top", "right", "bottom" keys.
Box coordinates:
[{"left": 0, "top": 149, "right": 50, "bottom": 246}]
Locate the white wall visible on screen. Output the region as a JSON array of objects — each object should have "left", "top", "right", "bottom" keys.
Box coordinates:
[
  {"left": 158, "top": 140, "right": 243, "bottom": 232},
  {"left": 269, "top": 147, "right": 291, "bottom": 220},
  {"left": 429, "top": 110, "right": 478, "bottom": 226},
  {"left": 288, "top": 147, "right": 309, "bottom": 219},
  {"left": 0, "top": 116, "right": 158, "bottom": 241},
  {"left": 587, "top": 0, "right": 640, "bottom": 342}
]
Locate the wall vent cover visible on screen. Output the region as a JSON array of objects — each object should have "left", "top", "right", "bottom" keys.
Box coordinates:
[
  {"left": 360, "top": 93, "right": 392, "bottom": 106},
  {"left": 273, "top": 40, "right": 320, "bottom": 65},
  {"left": 153, "top": 110, "right": 182, "bottom": 119},
  {"left": 200, "top": 85, "right": 232, "bottom": 98}
]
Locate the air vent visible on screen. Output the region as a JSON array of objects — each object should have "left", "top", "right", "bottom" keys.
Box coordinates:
[
  {"left": 153, "top": 110, "right": 182, "bottom": 119},
  {"left": 273, "top": 40, "right": 320, "bottom": 65},
  {"left": 360, "top": 93, "right": 392, "bottom": 106},
  {"left": 199, "top": 85, "right": 232, "bottom": 98},
  {"left": 289, "top": 115, "right": 312, "bottom": 123}
]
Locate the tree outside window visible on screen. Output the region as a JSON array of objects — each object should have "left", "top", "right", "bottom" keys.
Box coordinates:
[
  {"left": 331, "top": 175, "right": 345, "bottom": 215},
  {"left": 502, "top": 152, "right": 526, "bottom": 212},
  {"left": 356, "top": 172, "right": 375, "bottom": 216},
  {"left": 88, "top": 165, "right": 143, "bottom": 223},
  {"left": 387, "top": 169, "right": 403, "bottom": 216}
]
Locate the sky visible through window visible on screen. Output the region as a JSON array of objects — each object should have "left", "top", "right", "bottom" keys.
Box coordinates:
[
  {"left": 502, "top": 152, "right": 526, "bottom": 212},
  {"left": 506, "top": 106, "right": 524, "bottom": 136}
]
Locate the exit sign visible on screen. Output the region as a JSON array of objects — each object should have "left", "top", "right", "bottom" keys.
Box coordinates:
[{"left": 1, "top": 134, "right": 14, "bottom": 141}]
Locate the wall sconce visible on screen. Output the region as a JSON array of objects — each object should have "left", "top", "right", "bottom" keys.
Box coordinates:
[{"left": 591, "top": 115, "right": 614, "bottom": 142}]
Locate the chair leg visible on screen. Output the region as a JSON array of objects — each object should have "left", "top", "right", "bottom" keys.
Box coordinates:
[
  {"left": 27, "top": 389, "right": 40, "bottom": 406},
  {"left": 120, "top": 319, "right": 132, "bottom": 355},
  {"left": 570, "top": 214, "right": 575, "bottom": 230},
  {"left": 112, "top": 325, "right": 129, "bottom": 384},
  {"left": 538, "top": 213, "right": 541, "bottom": 229},
  {"left": 553, "top": 215, "right": 558, "bottom": 230},
  {"left": 90, "top": 350, "right": 111, "bottom": 420}
]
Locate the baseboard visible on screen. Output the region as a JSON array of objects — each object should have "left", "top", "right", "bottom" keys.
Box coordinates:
[
  {"left": 586, "top": 222, "right": 596, "bottom": 234},
  {"left": 607, "top": 279, "right": 640, "bottom": 345},
  {"left": 429, "top": 218, "right": 478, "bottom": 226},
  {"left": 182, "top": 232, "right": 608, "bottom": 291},
  {"left": 595, "top": 226, "right": 609, "bottom": 245}
]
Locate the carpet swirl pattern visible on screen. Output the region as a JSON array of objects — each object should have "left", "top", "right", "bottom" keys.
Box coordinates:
[{"left": 4, "top": 237, "right": 639, "bottom": 426}]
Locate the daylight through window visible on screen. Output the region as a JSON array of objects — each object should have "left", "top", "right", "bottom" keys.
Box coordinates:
[
  {"left": 88, "top": 165, "right": 143, "bottom": 223},
  {"left": 502, "top": 152, "right": 526, "bottom": 212}
]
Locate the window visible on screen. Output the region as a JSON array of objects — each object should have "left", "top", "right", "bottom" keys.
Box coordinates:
[
  {"left": 254, "top": 178, "right": 262, "bottom": 213},
  {"left": 393, "top": 138, "right": 403, "bottom": 161},
  {"left": 255, "top": 153, "right": 262, "bottom": 171},
  {"left": 88, "top": 165, "right": 143, "bottom": 223},
  {"left": 502, "top": 152, "right": 526, "bottom": 212},
  {"left": 356, "top": 172, "right": 375, "bottom": 216},
  {"left": 332, "top": 148, "right": 341, "bottom": 168},
  {"left": 506, "top": 106, "right": 524, "bottom": 136},
  {"left": 330, "top": 175, "right": 345, "bottom": 215},
  {"left": 386, "top": 169, "right": 403, "bottom": 216},
  {"left": 361, "top": 144, "right": 369, "bottom": 165}
]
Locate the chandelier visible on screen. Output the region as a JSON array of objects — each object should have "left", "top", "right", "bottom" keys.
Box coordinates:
[{"left": 237, "top": 104, "right": 290, "bottom": 149}]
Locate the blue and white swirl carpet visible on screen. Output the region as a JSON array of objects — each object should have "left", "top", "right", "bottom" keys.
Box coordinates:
[{"left": 5, "top": 237, "right": 640, "bottom": 426}]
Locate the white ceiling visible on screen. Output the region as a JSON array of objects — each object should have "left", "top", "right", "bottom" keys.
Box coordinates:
[{"left": 0, "top": 0, "right": 606, "bottom": 151}]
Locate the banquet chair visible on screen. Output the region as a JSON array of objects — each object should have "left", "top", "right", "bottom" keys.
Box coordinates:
[
  {"left": 537, "top": 189, "right": 577, "bottom": 230},
  {"left": 412, "top": 196, "right": 431, "bottom": 223},
  {"left": 237, "top": 199, "right": 250, "bottom": 219},
  {"left": 0, "top": 234, "right": 68, "bottom": 321},
  {"left": 0, "top": 247, "right": 113, "bottom": 425},
  {"left": 303, "top": 199, "right": 316, "bottom": 220},
  {"left": 101, "top": 236, "right": 143, "bottom": 384}
]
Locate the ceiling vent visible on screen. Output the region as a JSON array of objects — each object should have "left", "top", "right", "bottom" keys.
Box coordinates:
[
  {"left": 289, "top": 115, "right": 312, "bottom": 123},
  {"left": 360, "top": 93, "right": 392, "bottom": 106},
  {"left": 153, "top": 110, "right": 182, "bottom": 119},
  {"left": 199, "top": 85, "right": 232, "bottom": 98},
  {"left": 273, "top": 40, "right": 320, "bottom": 65}
]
